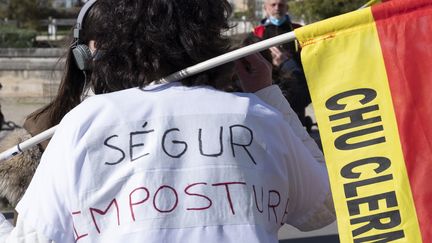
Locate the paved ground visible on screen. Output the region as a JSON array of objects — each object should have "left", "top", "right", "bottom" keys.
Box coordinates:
[
  {"left": 0, "top": 98, "right": 339, "bottom": 242},
  {"left": 0, "top": 98, "right": 48, "bottom": 126}
]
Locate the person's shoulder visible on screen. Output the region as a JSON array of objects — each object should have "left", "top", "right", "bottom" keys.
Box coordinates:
[
  {"left": 60, "top": 88, "right": 138, "bottom": 125},
  {"left": 190, "top": 87, "right": 283, "bottom": 119},
  {"left": 233, "top": 91, "right": 287, "bottom": 119},
  {"left": 77, "top": 88, "right": 139, "bottom": 109}
]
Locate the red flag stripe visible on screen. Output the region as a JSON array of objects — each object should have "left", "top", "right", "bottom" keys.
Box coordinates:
[{"left": 372, "top": 1, "right": 432, "bottom": 242}]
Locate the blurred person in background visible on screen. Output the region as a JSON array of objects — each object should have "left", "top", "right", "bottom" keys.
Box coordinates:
[{"left": 253, "top": 0, "right": 312, "bottom": 132}]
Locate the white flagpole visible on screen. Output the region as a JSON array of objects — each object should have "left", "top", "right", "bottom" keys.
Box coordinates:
[
  {"left": 159, "top": 31, "right": 296, "bottom": 83},
  {"left": 0, "top": 126, "right": 57, "bottom": 161},
  {"left": 0, "top": 31, "right": 297, "bottom": 162}
]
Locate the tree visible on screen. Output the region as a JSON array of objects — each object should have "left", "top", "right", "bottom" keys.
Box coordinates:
[
  {"left": 0, "top": 0, "right": 8, "bottom": 19},
  {"left": 246, "top": 0, "right": 258, "bottom": 21},
  {"left": 288, "top": 0, "right": 367, "bottom": 24},
  {"left": 5, "top": 0, "right": 52, "bottom": 28}
]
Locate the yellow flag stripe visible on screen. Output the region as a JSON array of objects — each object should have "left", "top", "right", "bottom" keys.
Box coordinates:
[{"left": 295, "top": 8, "right": 422, "bottom": 243}]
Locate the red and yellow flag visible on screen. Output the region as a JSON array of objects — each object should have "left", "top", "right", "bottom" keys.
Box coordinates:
[{"left": 295, "top": 0, "right": 432, "bottom": 242}]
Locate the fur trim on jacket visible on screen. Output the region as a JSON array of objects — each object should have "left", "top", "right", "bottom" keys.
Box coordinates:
[{"left": 0, "top": 128, "right": 42, "bottom": 207}]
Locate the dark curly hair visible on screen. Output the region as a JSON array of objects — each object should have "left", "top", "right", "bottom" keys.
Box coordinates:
[
  {"left": 30, "top": 0, "right": 234, "bottom": 131},
  {"left": 91, "top": 0, "right": 234, "bottom": 93}
]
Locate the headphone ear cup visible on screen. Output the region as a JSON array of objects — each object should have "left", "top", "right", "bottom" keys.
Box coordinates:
[{"left": 72, "top": 44, "right": 93, "bottom": 71}]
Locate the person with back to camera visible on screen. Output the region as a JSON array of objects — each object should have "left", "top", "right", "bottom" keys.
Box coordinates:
[
  {"left": 0, "top": 0, "right": 335, "bottom": 242},
  {"left": 253, "top": 0, "right": 313, "bottom": 132},
  {"left": 0, "top": 0, "right": 96, "bottom": 208}
]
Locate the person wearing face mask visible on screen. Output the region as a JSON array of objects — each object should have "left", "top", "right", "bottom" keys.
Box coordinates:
[
  {"left": 254, "top": 0, "right": 302, "bottom": 58},
  {"left": 252, "top": 0, "right": 313, "bottom": 134}
]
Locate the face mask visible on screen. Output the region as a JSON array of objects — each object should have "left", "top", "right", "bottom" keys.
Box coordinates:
[{"left": 269, "top": 15, "right": 287, "bottom": 26}]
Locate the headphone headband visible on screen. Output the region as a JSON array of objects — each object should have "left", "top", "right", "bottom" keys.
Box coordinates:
[
  {"left": 74, "top": 0, "right": 98, "bottom": 39},
  {"left": 72, "top": 0, "right": 98, "bottom": 71}
]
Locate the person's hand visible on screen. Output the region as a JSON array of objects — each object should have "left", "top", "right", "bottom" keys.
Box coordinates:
[
  {"left": 269, "top": 46, "right": 290, "bottom": 67},
  {"left": 235, "top": 53, "right": 272, "bottom": 93}
]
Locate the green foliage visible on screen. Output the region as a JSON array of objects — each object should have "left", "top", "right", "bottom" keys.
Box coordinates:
[
  {"left": 0, "top": 1, "right": 7, "bottom": 19},
  {"left": 246, "top": 0, "right": 258, "bottom": 21},
  {"left": 8, "top": 0, "right": 38, "bottom": 28},
  {"left": 0, "top": 25, "right": 37, "bottom": 48},
  {"left": 232, "top": 0, "right": 260, "bottom": 21},
  {"left": 288, "top": 0, "right": 367, "bottom": 23},
  {"left": 233, "top": 11, "right": 248, "bottom": 20},
  {"left": 41, "top": 7, "right": 80, "bottom": 19},
  {"left": 2, "top": 0, "right": 53, "bottom": 29}
]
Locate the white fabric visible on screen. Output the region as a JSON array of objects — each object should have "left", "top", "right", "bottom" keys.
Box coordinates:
[
  {"left": 0, "top": 213, "right": 13, "bottom": 242},
  {"left": 13, "top": 83, "right": 332, "bottom": 242},
  {"left": 1, "top": 215, "right": 52, "bottom": 243},
  {"left": 255, "top": 85, "right": 325, "bottom": 164}
]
